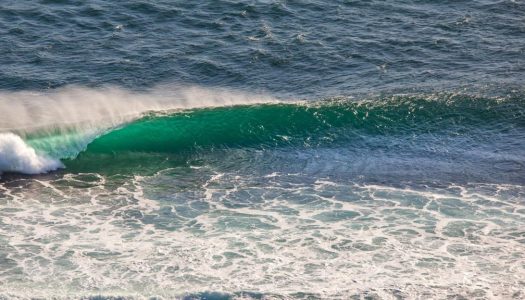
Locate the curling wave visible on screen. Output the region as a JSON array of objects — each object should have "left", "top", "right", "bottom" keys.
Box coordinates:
[
  {"left": 0, "top": 133, "right": 63, "bottom": 175},
  {"left": 2, "top": 90, "right": 524, "bottom": 175}
]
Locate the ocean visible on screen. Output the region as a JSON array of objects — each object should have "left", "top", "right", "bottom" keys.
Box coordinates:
[{"left": 0, "top": 1, "right": 524, "bottom": 299}]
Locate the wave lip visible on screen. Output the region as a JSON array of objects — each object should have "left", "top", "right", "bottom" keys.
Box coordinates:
[
  {"left": 0, "top": 133, "right": 63, "bottom": 175},
  {"left": 0, "top": 85, "right": 280, "bottom": 133}
]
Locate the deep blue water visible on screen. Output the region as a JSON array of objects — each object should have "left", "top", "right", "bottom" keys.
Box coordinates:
[
  {"left": 0, "top": 1, "right": 524, "bottom": 299},
  {"left": 1, "top": 0, "right": 524, "bottom": 95}
]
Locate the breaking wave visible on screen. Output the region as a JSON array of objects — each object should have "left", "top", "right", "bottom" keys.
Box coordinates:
[{"left": 1, "top": 86, "right": 524, "bottom": 175}]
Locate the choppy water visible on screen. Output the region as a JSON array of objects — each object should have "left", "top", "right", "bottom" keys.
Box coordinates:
[{"left": 0, "top": 1, "right": 524, "bottom": 299}]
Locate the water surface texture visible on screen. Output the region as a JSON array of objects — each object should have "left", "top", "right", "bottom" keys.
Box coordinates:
[{"left": 0, "top": 1, "right": 524, "bottom": 299}]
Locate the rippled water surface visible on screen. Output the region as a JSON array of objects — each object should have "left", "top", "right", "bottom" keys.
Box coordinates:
[{"left": 1, "top": 0, "right": 524, "bottom": 95}]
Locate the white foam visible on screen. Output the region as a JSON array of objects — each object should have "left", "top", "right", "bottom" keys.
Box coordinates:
[
  {"left": 0, "top": 133, "right": 63, "bottom": 175},
  {"left": 1, "top": 172, "right": 523, "bottom": 299}
]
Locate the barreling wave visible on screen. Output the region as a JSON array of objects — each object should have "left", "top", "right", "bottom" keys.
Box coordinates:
[
  {"left": 1, "top": 88, "right": 524, "bottom": 175},
  {"left": 71, "top": 95, "right": 524, "bottom": 154}
]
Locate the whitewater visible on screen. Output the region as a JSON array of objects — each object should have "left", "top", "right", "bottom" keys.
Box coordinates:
[{"left": 1, "top": 0, "right": 524, "bottom": 299}]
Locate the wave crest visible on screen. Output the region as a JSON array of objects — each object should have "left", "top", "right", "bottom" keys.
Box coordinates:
[{"left": 0, "top": 85, "right": 279, "bottom": 134}]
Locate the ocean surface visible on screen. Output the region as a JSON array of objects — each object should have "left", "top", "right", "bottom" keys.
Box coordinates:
[{"left": 0, "top": 1, "right": 524, "bottom": 299}]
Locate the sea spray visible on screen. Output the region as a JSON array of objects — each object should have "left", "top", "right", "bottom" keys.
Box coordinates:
[{"left": 0, "top": 85, "right": 280, "bottom": 134}]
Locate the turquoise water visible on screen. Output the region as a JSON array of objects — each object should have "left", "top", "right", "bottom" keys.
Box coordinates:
[{"left": 0, "top": 1, "right": 525, "bottom": 299}]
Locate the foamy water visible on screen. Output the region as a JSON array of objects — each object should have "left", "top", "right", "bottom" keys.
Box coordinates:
[
  {"left": 0, "top": 133, "right": 63, "bottom": 174},
  {"left": 1, "top": 167, "right": 524, "bottom": 299}
]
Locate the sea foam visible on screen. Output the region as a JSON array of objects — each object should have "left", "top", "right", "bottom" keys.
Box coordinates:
[{"left": 0, "top": 133, "right": 63, "bottom": 175}]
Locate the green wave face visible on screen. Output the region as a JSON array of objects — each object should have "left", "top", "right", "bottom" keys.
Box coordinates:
[
  {"left": 29, "top": 94, "right": 523, "bottom": 174},
  {"left": 80, "top": 95, "right": 523, "bottom": 152}
]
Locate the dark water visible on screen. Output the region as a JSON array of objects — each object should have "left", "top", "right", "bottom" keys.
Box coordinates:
[
  {"left": 1, "top": 0, "right": 524, "bottom": 95},
  {"left": 0, "top": 1, "right": 524, "bottom": 299}
]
